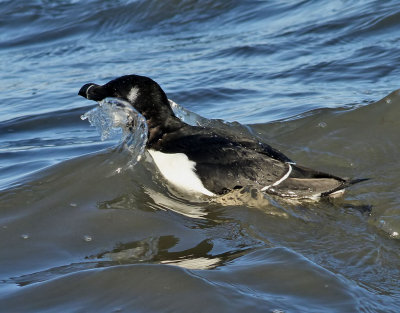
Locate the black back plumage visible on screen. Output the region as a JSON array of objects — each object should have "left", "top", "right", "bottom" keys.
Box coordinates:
[
  {"left": 149, "top": 125, "right": 292, "bottom": 193},
  {"left": 79, "top": 74, "right": 361, "bottom": 197}
]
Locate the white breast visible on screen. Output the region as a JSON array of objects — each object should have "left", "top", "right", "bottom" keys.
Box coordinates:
[{"left": 148, "top": 149, "right": 215, "bottom": 197}]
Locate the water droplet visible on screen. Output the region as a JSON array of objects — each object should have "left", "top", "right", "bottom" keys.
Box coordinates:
[
  {"left": 83, "top": 235, "right": 93, "bottom": 242},
  {"left": 70, "top": 203, "right": 78, "bottom": 207},
  {"left": 21, "top": 234, "right": 30, "bottom": 239},
  {"left": 317, "top": 122, "right": 327, "bottom": 128}
]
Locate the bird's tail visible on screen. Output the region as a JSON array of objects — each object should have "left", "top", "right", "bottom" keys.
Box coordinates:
[{"left": 265, "top": 164, "right": 368, "bottom": 199}]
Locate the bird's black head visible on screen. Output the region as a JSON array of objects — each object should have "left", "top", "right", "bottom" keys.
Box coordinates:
[
  {"left": 78, "top": 75, "right": 177, "bottom": 120},
  {"left": 78, "top": 75, "right": 183, "bottom": 142},
  {"left": 78, "top": 83, "right": 104, "bottom": 101}
]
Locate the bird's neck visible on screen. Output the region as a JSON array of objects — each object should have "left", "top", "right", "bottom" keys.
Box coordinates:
[{"left": 147, "top": 115, "right": 184, "bottom": 146}]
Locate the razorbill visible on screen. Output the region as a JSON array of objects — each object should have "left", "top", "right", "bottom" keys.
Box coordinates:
[{"left": 78, "top": 74, "right": 365, "bottom": 199}]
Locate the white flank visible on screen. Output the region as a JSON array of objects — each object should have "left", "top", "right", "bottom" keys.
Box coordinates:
[
  {"left": 148, "top": 149, "right": 215, "bottom": 197},
  {"left": 127, "top": 86, "right": 140, "bottom": 103},
  {"left": 261, "top": 163, "right": 293, "bottom": 192}
]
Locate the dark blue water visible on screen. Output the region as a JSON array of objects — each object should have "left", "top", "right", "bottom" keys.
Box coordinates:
[{"left": 1, "top": 1, "right": 400, "bottom": 312}]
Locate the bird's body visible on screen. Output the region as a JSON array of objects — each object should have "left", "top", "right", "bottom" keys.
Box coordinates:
[{"left": 79, "top": 74, "right": 363, "bottom": 199}]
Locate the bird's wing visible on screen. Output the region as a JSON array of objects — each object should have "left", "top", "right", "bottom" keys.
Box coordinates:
[
  {"left": 232, "top": 136, "right": 294, "bottom": 163},
  {"left": 153, "top": 128, "right": 290, "bottom": 194}
]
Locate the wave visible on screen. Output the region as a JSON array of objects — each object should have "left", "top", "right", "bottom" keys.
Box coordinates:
[
  {"left": 0, "top": 107, "right": 105, "bottom": 190},
  {"left": 253, "top": 89, "right": 400, "bottom": 239},
  {"left": 5, "top": 0, "right": 397, "bottom": 47},
  {"left": 2, "top": 0, "right": 400, "bottom": 310},
  {"left": 1, "top": 90, "right": 400, "bottom": 313},
  {"left": 0, "top": 0, "right": 239, "bottom": 48},
  {"left": 8, "top": 89, "right": 399, "bottom": 239},
  {"left": 2, "top": 247, "right": 395, "bottom": 313}
]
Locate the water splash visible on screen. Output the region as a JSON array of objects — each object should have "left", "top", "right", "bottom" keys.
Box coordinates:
[
  {"left": 169, "top": 99, "right": 210, "bottom": 127},
  {"left": 169, "top": 99, "right": 257, "bottom": 139},
  {"left": 81, "top": 97, "right": 148, "bottom": 167}
]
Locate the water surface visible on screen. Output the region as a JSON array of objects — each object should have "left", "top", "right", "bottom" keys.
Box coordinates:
[{"left": 1, "top": 1, "right": 400, "bottom": 312}]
